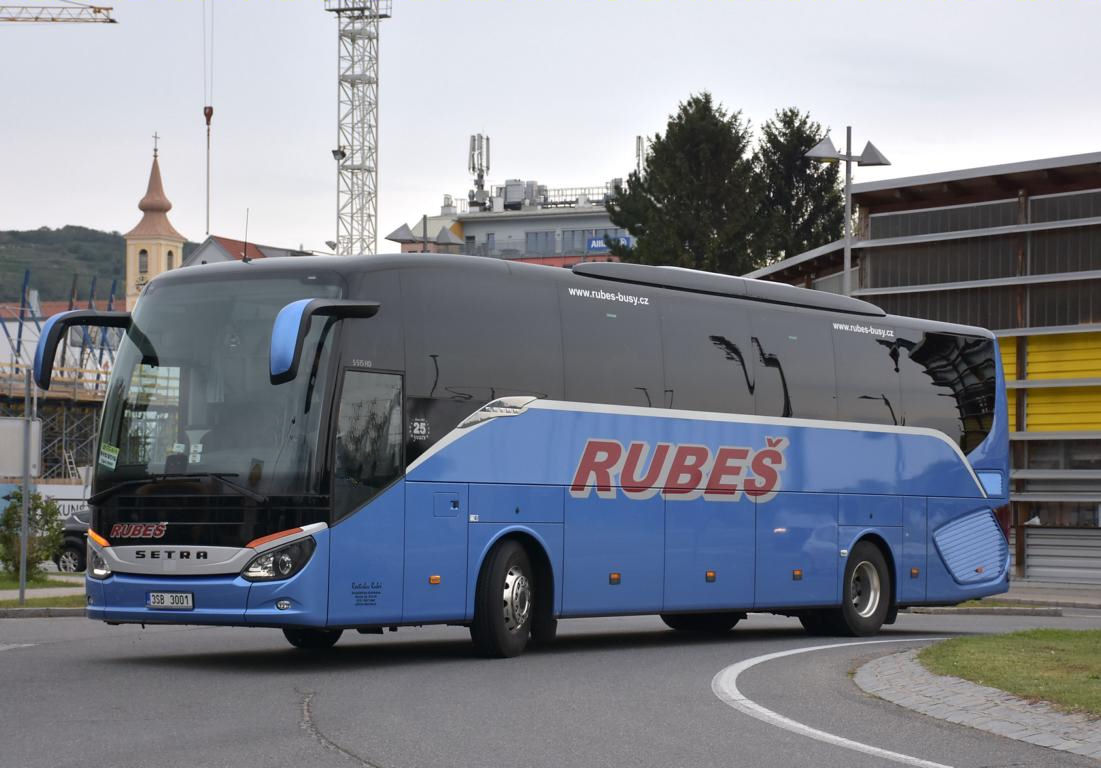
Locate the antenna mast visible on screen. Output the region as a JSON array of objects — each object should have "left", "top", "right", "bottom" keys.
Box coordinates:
[
  {"left": 468, "top": 133, "right": 491, "bottom": 211},
  {"left": 325, "top": 0, "right": 391, "bottom": 256}
]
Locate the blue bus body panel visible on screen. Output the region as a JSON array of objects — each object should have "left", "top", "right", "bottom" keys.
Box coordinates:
[
  {"left": 245, "top": 528, "right": 331, "bottom": 627},
  {"left": 407, "top": 405, "right": 987, "bottom": 500},
  {"left": 404, "top": 482, "right": 468, "bottom": 622},
  {"left": 757, "top": 493, "right": 838, "bottom": 607},
  {"left": 564, "top": 494, "right": 664, "bottom": 615},
  {"left": 900, "top": 497, "right": 928, "bottom": 603},
  {"left": 328, "top": 482, "right": 405, "bottom": 626},
  {"left": 664, "top": 495, "right": 754, "bottom": 611}
]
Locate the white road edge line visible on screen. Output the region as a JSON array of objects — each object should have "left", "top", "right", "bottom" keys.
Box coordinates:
[
  {"left": 0, "top": 644, "right": 34, "bottom": 652},
  {"left": 711, "top": 638, "right": 952, "bottom": 768}
]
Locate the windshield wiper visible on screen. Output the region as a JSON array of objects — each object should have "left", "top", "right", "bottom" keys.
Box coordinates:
[{"left": 88, "top": 472, "right": 268, "bottom": 506}]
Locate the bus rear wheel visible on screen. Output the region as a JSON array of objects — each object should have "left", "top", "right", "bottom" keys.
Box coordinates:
[
  {"left": 283, "top": 628, "right": 343, "bottom": 650},
  {"left": 471, "top": 540, "right": 534, "bottom": 658},
  {"left": 830, "top": 541, "right": 891, "bottom": 636},
  {"left": 660, "top": 612, "right": 742, "bottom": 634}
]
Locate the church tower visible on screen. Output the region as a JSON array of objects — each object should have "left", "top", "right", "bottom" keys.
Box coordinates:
[{"left": 124, "top": 138, "right": 185, "bottom": 309}]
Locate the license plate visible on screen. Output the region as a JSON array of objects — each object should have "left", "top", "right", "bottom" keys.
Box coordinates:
[{"left": 147, "top": 592, "right": 194, "bottom": 610}]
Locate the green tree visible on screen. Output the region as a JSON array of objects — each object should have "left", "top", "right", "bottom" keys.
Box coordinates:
[
  {"left": 0, "top": 490, "right": 63, "bottom": 578},
  {"left": 607, "top": 93, "right": 759, "bottom": 275},
  {"left": 753, "top": 107, "right": 843, "bottom": 265}
]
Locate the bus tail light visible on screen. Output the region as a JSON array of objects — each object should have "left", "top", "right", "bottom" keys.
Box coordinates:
[
  {"left": 242, "top": 537, "right": 316, "bottom": 582},
  {"left": 993, "top": 504, "right": 1012, "bottom": 542}
]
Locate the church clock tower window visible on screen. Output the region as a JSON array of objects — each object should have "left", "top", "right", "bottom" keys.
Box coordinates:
[
  {"left": 167, "top": 250, "right": 174, "bottom": 270},
  {"left": 139, "top": 249, "right": 149, "bottom": 273}
]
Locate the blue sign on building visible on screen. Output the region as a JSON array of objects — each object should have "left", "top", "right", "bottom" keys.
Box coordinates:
[{"left": 586, "top": 236, "right": 632, "bottom": 253}]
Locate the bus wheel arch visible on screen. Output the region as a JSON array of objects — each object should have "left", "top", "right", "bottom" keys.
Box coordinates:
[
  {"left": 471, "top": 532, "right": 555, "bottom": 657},
  {"left": 836, "top": 537, "right": 894, "bottom": 636}
]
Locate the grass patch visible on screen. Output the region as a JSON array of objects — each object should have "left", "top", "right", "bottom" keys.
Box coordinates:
[
  {"left": 0, "top": 594, "right": 86, "bottom": 609},
  {"left": 0, "top": 575, "right": 80, "bottom": 591},
  {"left": 919, "top": 629, "right": 1101, "bottom": 718},
  {"left": 955, "top": 600, "right": 1023, "bottom": 609}
]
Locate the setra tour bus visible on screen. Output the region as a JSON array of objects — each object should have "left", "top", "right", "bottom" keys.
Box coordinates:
[{"left": 34, "top": 254, "right": 1011, "bottom": 657}]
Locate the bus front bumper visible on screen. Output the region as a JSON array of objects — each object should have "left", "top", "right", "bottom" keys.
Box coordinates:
[{"left": 85, "top": 533, "right": 331, "bottom": 628}]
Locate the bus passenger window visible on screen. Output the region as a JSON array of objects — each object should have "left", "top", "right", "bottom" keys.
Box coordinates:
[
  {"left": 833, "top": 323, "right": 902, "bottom": 425},
  {"left": 333, "top": 371, "right": 404, "bottom": 519},
  {"left": 750, "top": 308, "right": 838, "bottom": 420}
]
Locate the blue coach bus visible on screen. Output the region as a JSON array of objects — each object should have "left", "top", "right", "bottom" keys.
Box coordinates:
[{"left": 34, "top": 255, "right": 1010, "bottom": 657}]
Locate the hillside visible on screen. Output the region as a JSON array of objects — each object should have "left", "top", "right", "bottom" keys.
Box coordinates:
[{"left": 0, "top": 226, "right": 197, "bottom": 303}]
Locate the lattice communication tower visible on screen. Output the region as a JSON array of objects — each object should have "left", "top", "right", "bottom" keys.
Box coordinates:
[{"left": 325, "top": 0, "right": 390, "bottom": 256}]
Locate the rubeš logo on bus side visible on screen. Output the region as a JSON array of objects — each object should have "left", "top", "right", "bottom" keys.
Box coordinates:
[
  {"left": 109, "top": 522, "right": 168, "bottom": 539},
  {"left": 569, "top": 437, "right": 789, "bottom": 503}
]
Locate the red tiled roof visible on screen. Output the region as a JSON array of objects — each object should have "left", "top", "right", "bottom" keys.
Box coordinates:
[{"left": 212, "top": 236, "right": 266, "bottom": 261}]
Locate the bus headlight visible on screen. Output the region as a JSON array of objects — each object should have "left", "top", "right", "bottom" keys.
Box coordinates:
[
  {"left": 88, "top": 545, "right": 112, "bottom": 580},
  {"left": 242, "top": 537, "right": 316, "bottom": 582}
]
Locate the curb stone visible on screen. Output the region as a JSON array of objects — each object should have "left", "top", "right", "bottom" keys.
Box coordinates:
[
  {"left": 905, "top": 606, "right": 1062, "bottom": 616},
  {"left": 0, "top": 607, "right": 85, "bottom": 619},
  {"left": 855, "top": 648, "right": 1101, "bottom": 761}
]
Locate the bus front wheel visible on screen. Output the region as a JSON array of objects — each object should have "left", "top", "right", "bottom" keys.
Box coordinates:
[
  {"left": 471, "top": 540, "right": 534, "bottom": 658},
  {"left": 283, "top": 628, "right": 343, "bottom": 650},
  {"left": 832, "top": 541, "right": 891, "bottom": 636}
]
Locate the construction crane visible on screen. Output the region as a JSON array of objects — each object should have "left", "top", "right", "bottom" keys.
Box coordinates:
[
  {"left": 325, "top": 0, "right": 390, "bottom": 256},
  {"left": 0, "top": 3, "right": 116, "bottom": 22}
]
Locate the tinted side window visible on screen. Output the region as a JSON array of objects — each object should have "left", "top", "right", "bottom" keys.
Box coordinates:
[
  {"left": 896, "top": 328, "right": 997, "bottom": 452},
  {"left": 661, "top": 293, "right": 755, "bottom": 413},
  {"left": 561, "top": 281, "right": 662, "bottom": 407},
  {"left": 402, "top": 267, "right": 563, "bottom": 465},
  {"left": 750, "top": 307, "right": 837, "bottom": 420},
  {"left": 833, "top": 321, "right": 903, "bottom": 425},
  {"left": 332, "top": 370, "right": 403, "bottom": 520}
]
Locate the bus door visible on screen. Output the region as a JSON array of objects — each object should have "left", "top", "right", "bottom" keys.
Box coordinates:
[{"left": 327, "top": 369, "right": 407, "bottom": 626}]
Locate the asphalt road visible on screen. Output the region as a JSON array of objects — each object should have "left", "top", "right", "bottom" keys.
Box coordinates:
[{"left": 2, "top": 610, "right": 1099, "bottom": 768}]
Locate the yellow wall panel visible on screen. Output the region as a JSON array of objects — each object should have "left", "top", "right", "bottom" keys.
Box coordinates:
[
  {"left": 999, "top": 341, "right": 1017, "bottom": 428},
  {"left": 1027, "top": 333, "right": 1101, "bottom": 379},
  {"left": 1026, "top": 386, "right": 1101, "bottom": 431}
]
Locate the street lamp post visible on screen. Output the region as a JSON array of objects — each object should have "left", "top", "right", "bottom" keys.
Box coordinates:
[{"left": 805, "top": 126, "right": 890, "bottom": 296}]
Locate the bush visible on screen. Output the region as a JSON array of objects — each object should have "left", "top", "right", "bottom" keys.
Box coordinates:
[{"left": 0, "top": 490, "right": 63, "bottom": 578}]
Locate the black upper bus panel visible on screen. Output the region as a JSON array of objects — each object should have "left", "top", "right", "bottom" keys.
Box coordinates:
[{"left": 571, "top": 261, "right": 886, "bottom": 317}]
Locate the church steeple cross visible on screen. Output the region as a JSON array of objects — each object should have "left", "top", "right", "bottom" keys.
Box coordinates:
[{"left": 152, "top": 131, "right": 160, "bottom": 157}]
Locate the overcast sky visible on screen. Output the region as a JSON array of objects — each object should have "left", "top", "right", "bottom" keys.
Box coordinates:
[{"left": 3, "top": 0, "right": 1099, "bottom": 252}]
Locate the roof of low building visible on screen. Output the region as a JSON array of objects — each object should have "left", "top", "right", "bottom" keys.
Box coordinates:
[{"left": 853, "top": 151, "right": 1101, "bottom": 212}]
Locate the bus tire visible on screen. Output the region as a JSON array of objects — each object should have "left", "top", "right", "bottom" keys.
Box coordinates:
[
  {"left": 833, "top": 541, "right": 891, "bottom": 637},
  {"left": 471, "top": 540, "right": 534, "bottom": 658},
  {"left": 660, "top": 612, "right": 742, "bottom": 634},
  {"left": 283, "top": 628, "right": 343, "bottom": 650}
]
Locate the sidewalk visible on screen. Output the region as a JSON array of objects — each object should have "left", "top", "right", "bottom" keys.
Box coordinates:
[
  {"left": 856, "top": 649, "right": 1101, "bottom": 761},
  {"left": 1002, "top": 581, "right": 1101, "bottom": 610},
  {"left": 0, "top": 575, "right": 85, "bottom": 602}
]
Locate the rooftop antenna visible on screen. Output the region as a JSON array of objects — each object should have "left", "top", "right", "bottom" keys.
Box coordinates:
[
  {"left": 635, "top": 135, "right": 647, "bottom": 176},
  {"left": 201, "top": 0, "right": 215, "bottom": 236},
  {"left": 468, "top": 133, "right": 491, "bottom": 210},
  {"left": 241, "top": 208, "right": 251, "bottom": 263}
]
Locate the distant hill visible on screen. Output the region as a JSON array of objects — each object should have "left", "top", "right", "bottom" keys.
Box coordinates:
[{"left": 0, "top": 226, "right": 197, "bottom": 303}]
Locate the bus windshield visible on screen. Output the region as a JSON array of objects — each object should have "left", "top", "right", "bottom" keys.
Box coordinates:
[{"left": 95, "top": 271, "right": 344, "bottom": 498}]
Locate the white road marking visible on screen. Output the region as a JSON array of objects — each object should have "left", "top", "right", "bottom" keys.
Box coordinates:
[
  {"left": 0, "top": 644, "right": 34, "bottom": 652},
  {"left": 712, "top": 638, "right": 952, "bottom": 768}
]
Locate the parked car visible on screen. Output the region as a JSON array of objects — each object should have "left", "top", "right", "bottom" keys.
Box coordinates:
[{"left": 54, "top": 509, "right": 90, "bottom": 573}]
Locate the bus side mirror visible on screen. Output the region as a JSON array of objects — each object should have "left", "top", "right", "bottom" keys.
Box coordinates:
[
  {"left": 270, "top": 299, "right": 380, "bottom": 385},
  {"left": 34, "top": 310, "right": 132, "bottom": 390}
]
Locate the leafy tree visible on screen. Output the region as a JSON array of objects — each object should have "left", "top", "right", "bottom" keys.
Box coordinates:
[
  {"left": 752, "top": 108, "right": 843, "bottom": 265},
  {"left": 0, "top": 490, "right": 63, "bottom": 578},
  {"left": 607, "top": 93, "right": 759, "bottom": 275}
]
